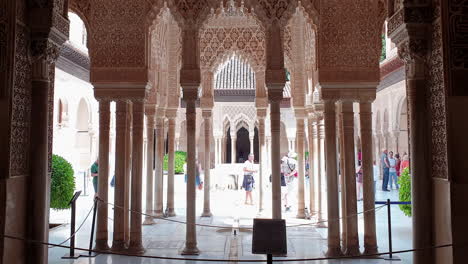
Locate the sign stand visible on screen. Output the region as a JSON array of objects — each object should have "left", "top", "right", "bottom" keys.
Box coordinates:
[
  {"left": 252, "top": 218, "right": 287, "bottom": 264},
  {"left": 62, "top": 191, "right": 82, "bottom": 259}
]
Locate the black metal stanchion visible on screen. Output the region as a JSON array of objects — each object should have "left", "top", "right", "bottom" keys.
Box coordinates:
[
  {"left": 267, "top": 253, "right": 273, "bottom": 264},
  {"left": 384, "top": 199, "right": 400, "bottom": 261},
  {"left": 81, "top": 197, "right": 99, "bottom": 257},
  {"left": 62, "top": 191, "right": 82, "bottom": 259}
]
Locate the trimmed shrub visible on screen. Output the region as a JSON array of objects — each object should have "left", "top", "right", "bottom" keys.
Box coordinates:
[
  {"left": 50, "top": 154, "right": 76, "bottom": 210},
  {"left": 163, "top": 151, "right": 187, "bottom": 174},
  {"left": 398, "top": 167, "right": 412, "bottom": 217}
]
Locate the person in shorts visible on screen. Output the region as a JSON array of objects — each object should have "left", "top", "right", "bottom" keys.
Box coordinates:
[{"left": 242, "top": 154, "right": 257, "bottom": 205}]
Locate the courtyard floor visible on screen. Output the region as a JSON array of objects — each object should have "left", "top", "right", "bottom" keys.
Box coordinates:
[{"left": 47, "top": 171, "right": 412, "bottom": 264}]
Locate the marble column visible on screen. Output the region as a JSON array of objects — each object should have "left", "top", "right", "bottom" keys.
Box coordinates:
[
  {"left": 250, "top": 135, "right": 254, "bottom": 154},
  {"left": 166, "top": 114, "right": 177, "bottom": 217},
  {"left": 341, "top": 102, "right": 359, "bottom": 255},
  {"left": 128, "top": 100, "right": 145, "bottom": 253},
  {"left": 154, "top": 115, "right": 164, "bottom": 217},
  {"left": 231, "top": 135, "right": 237, "bottom": 163},
  {"left": 95, "top": 100, "right": 111, "bottom": 250},
  {"left": 323, "top": 100, "right": 343, "bottom": 256},
  {"left": 112, "top": 101, "right": 130, "bottom": 250},
  {"left": 296, "top": 117, "right": 306, "bottom": 218},
  {"left": 338, "top": 109, "right": 347, "bottom": 247},
  {"left": 202, "top": 110, "right": 213, "bottom": 217},
  {"left": 315, "top": 118, "right": 326, "bottom": 226},
  {"left": 181, "top": 89, "right": 200, "bottom": 255},
  {"left": 307, "top": 113, "right": 316, "bottom": 216},
  {"left": 29, "top": 58, "right": 53, "bottom": 262},
  {"left": 124, "top": 103, "right": 132, "bottom": 244},
  {"left": 269, "top": 90, "right": 283, "bottom": 219},
  {"left": 360, "top": 101, "right": 378, "bottom": 254},
  {"left": 257, "top": 112, "right": 267, "bottom": 212},
  {"left": 143, "top": 111, "right": 156, "bottom": 225}
]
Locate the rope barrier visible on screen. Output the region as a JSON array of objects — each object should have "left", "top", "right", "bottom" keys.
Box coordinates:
[
  {"left": 96, "top": 197, "right": 387, "bottom": 230},
  {"left": 48, "top": 203, "right": 95, "bottom": 248},
  {"left": 3, "top": 234, "right": 459, "bottom": 262}
]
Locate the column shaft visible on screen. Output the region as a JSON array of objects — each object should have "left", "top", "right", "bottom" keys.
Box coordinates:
[
  {"left": 231, "top": 136, "right": 237, "bottom": 163},
  {"left": 182, "top": 98, "right": 200, "bottom": 255},
  {"left": 250, "top": 136, "right": 254, "bottom": 154},
  {"left": 270, "top": 100, "right": 282, "bottom": 219},
  {"left": 338, "top": 110, "right": 347, "bottom": 246},
  {"left": 307, "top": 116, "right": 316, "bottom": 215},
  {"left": 202, "top": 112, "right": 212, "bottom": 217},
  {"left": 258, "top": 118, "right": 266, "bottom": 212},
  {"left": 154, "top": 117, "right": 164, "bottom": 217},
  {"left": 324, "top": 101, "right": 343, "bottom": 256},
  {"left": 359, "top": 102, "right": 378, "bottom": 254},
  {"left": 296, "top": 119, "right": 306, "bottom": 218},
  {"left": 166, "top": 117, "right": 176, "bottom": 216},
  {"left": 29, "top": 61, "right": 52, "bottom": 262},
  {"left": 315, "top": 120, "right": 326, "bottom": 225},
  {"left": 143, "top": 113, "right": 156, "bottom": 225},
  {"left": 128, "top": 101, "right": 145, "bottom": 253},
  {"left": 112, "top": 101, "right": 129, "bottom": 250},
  {"left": 124, "top": 103, "right": 132, "bottom": 245},
  {"left": 341, "top": 102, "right": 359, "bottom": 255},
  {"left": 96, "top": 100, "right": 110, "bottom": 250}
]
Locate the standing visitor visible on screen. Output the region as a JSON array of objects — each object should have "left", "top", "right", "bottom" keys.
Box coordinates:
[
  {"left": 395, "top": 153, "right": 401, "bottom": 177},
  {"left": 90, "top": 159, "right": 99, "bottom": 196},
  {"left": 242, "top": 154, "right": 257, "bottom": 205},
  {"left": 356, "top": 165, "right": 363, "bottom": 201},
  {"left": 400, "top": 153, "right": 410, "bottom": 173},
  {"left": 281, "top": 152, "right": 298, "bottom": 212},
  {"left": 373, "top": 160, "right": 379, "bottom": 195},
  {"left": 381, "top": 149, "right": 390, "bottom": 192},
  {"left": 388, "top": 151, "right": 399, "bottom": 190},
  {"left": 184, "top": 157, "right": 203, "bottom": 190}
]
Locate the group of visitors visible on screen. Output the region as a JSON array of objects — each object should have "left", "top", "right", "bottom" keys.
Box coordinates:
[{"left": 380, "top": 149, "right": 409, "bottom": 192}]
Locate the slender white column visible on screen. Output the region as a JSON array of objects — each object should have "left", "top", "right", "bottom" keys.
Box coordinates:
[
  {"left": 124, "top": 103, "right": 132, "bottom": 245},
  {"left": 315, "top": 118, "right": 326, "bottom": 226},
  {"left": 143, "top": 111, "right": 156, "bottom": 225},
  {"left": 202, "top": 110, "right": 213, "bottom": 217},
  {"left": 250, "top": 135, "right": 254, "bottom": 154},
  {"left": 341, "top": 102, "right": 359, "bottom": 255},
  {"left": 296, "top": 117, "right": 306, "bottom": 218},
  {"left": 154, "top": 115, "right": 164, "bottom": 217},
  {"left": 257, "top": 112, "right": 267, "bottom": 212},
  {"left": 128, "top": 100, "right": 145, "bottom": 253},
  {"left": 166, "top": 114, "right": 177, "bottom": 216},
  {"left": 231, "top": 135, "right": 237, "bottom": 163},
  {"left": 269, "top": 90, "right": 283, "bottom": 219},
  {"left": 95, "top": 100, "right": 110, "bottom": 250},
  {"left": 181, "top": 90, "right": 200, "bottom": 255},
  {"left": 112, "top": 101, "right": 131, "bottom": 251},
  {"left": 360, "top": 101, "right": 378, "bottom": 254},
  {"left": 323, "top": 100, "right": 343, "bottom": 257},
  {"left": 307, "top": 114, "right": 316, "bottom": 216}
]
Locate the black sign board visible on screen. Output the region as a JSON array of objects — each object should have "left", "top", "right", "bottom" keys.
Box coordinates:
[{"left": 252, "top": 218, "right": 287, "bottom": 255}]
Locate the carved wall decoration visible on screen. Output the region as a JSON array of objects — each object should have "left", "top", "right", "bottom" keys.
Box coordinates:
[{"left": 10, "top": 24, "right": 32, "bottom": 176}]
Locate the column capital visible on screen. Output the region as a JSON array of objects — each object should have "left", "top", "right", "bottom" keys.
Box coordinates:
[
  {"left": 94, "top": 83, "right": 149, "bottom": 102},
  {"left": 267, "top": 88, "right": 283, "bottom": 103},
  {"left": 257, "top": 108, "right": 267, "bottom": 119},
  {"left": 182, "top": 86, "right": 199, "bottom": 101},
  {"left": 294, "top": 107, "right": 307, "bottom": 120},
  {"left": 255, "top": 97, "right": 269, "bottom": 109},
  {"left": 145, "top": 104, "right": 156, "bottom": 116},
  {"left": 165, "top": 108, "right": 178, "bottom": 119},
  {"left": 156, "top": 107, "right": 166, "bottom": 118},
  {"left": 200, "top": 97, "right": 214, "bottom": 109},
  {"left": 202, "top": 109, "right": 212, "bottom": 119}
]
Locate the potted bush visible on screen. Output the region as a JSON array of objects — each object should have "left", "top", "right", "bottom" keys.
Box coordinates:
[
  {"left": 398, "top": 167, "right": 411, "bottom": 216},
  {"left": 50, "top": 154, "right": 76, "bottom": 210},
  {"left": 163, "top": 151, "right": 187, "bottom": 174}
]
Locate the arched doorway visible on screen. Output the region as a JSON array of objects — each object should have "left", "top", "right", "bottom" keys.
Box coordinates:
[
  {"left": 236, "top": 127, "right": 250, "bottom": 163},
  {"left": 75, "top": 98, "right": 91, "bottom": 171},
  {"left": 398, "top": 98, "right": 409, "bottom": 155}
]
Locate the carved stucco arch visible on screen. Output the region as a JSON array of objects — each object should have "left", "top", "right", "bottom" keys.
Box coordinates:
[
  {"left": 233, "top": 113, "right": 253, "bottom": 134},
  {"left": 394, "top": 95, "right": 407, "bottom": 132}
]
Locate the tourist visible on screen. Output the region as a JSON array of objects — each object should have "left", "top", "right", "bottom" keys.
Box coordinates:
[
  {"left": 184, "top": 157, "right": 203, "bottom": 190},
  {"left": 381, "top": 149, "right": 390, "bottom": 191},
  {"left": 373, "top": 160, "right": 379, "bottom": 194},
  {"left": 90, "top": 158, "right": 99, "bottom": 196},
  {"left": 242, "top": 153, "right": 256, "bottom": 205},
  {"left": 356, "top": 165, "right": 363, "bottom": 201},
  {"left": 395, "top": 153, "right": 401, "bottom": 177},
  {"left": 281, "top": 152, "right": 298, "bottom": 212},
  {"left": 388, "top": 151, "right": 399, "bottom": 190},
  {"left": 400, "top": 153, "right": 410, "bottom": 173}
]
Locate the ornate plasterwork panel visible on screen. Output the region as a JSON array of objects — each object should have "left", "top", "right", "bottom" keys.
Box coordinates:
[
  {"left": 318, "top": 0, "right": 385, "bottom": 83},
  {"left": 199, "top": 0, "right": 266, "bottom": 72}
]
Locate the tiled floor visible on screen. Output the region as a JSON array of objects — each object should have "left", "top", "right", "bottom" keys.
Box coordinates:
[{"left": 48, "top": 175, "right": 412, "bottom": 263}]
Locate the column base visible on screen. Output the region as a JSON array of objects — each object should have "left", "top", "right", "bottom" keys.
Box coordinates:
[
  {"left": 181, "top": 244, "right": 200, "bottom": 255},
  {"left": 128, "top": 242, "right": 145, "bottom": 254},
  {"left": 363, "top": 245, "right": 378, "bottom": 255},
  {"left": 316, "top": 218, "right": 327, "bottom": 228},
  {"left": 296, "top": 210, "right": 306, "bottom": 219},
  {"left": 325, "top": 246, "right": 343, "bottom": 257},
  {"left": 110, "top": 240, "right": 127, "bottom": 252},
  {"left": 344, "top": 245, "right": 361, "bottom": 256},
  {"left": 201, "top": 211, "right": 212, "bottom": 217},
  {"left": 153, "top": 210, "right": 164, "bottom": 218},
  {"left": 166, "top": 209, "right": 176, "bottom": 217},
  {"left": 94, "top": 240, "right": 110, "bottom": 251},
  {"left": 143, "top": 216, "right": 156, "bottom": 225}
]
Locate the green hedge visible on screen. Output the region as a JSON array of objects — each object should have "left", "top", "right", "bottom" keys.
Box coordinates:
[
  {"left": 163, "top": 151, "right": 187, "bottom": 174},
  {"left": 398, "top": 167, "right": 412, "bottom": 217},
  {"left": 50, "top": 154, "right": 75, "bottom": 210}
]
